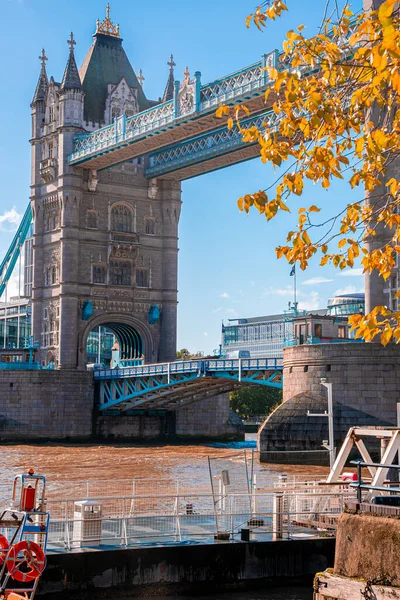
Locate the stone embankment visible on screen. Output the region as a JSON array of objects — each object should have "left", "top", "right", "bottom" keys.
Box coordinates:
[{"left": 314, "top": 504, "right": 400, "bottom": 599}]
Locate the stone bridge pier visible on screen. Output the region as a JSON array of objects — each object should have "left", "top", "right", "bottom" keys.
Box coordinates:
[
  {"left": 258, "top": 343, "right": 400, "bottom": 464},
  {"left": 0, "top": 370, "right": 243, "bottom": 442}
]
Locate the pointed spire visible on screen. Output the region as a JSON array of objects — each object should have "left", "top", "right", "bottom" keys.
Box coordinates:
[
  {"left": 32, "top": 49, "right": 48, "bottom": 103},
  {"left": 162, "top": 54, "right": 176, "bottom": 103},
  {"left": 61, "top": 32, "right": 82, "bottom": 91}
]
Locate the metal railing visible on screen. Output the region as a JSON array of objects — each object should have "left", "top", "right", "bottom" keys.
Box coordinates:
[
  {"left": 94, "top": 357, "right": 283, "bottom": 381},
  {"left": 350, "top": 460, "right": 400, "bottom": 502},
  {"left": 0, "top": 486, "right": 355, "bottom": 551}
]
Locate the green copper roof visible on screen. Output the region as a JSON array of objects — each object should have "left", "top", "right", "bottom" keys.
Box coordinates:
[{"left": 79, "top": 33, "right": 149, "bottom": 124}]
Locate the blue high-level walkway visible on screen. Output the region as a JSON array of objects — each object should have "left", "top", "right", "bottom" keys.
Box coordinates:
[
  {"left": 68, "top": 51, "right": 280, "bottom": 176},
  {"left": 94, "top": 357, "right": 283, "bottom": 412}
]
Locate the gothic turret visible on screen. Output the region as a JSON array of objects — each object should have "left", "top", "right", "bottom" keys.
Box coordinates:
[
  {"left": 32, "top": 49, "right": 48, "bottom": 104},
  {"left": 31, "top": 49, "right": 48, "bottom": 139},
  {"left": 59, "top": 33, "right": 84, "bottom": 129},
  {"left": 162, "top": 55, "right": 175, "bottom": 103},
  {"left": 61, "top": 33, "right": 82, "bottom": 91}
]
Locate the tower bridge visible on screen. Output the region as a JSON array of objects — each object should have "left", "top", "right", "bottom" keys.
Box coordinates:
[
  {"left": 2, "top": 2, "right": 399, "bottom": 446},
  {"left": 0, "top": 6, "right": 362, "bottom": 373}
]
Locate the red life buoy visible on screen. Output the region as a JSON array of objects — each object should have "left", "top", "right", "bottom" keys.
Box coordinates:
[
  {"left": 6, "top": 541, "right": 46, "bottom": 582},
  {"left": 0, "top": 534, "right": 9, "bottom": 565}
]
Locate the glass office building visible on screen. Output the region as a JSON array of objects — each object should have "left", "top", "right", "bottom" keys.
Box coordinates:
[
  {"left": 326, "top": 293, "right": 365, "bottom": 317},
  {"left": 221, "top": 293, "right": 365, "bottom": 359}
]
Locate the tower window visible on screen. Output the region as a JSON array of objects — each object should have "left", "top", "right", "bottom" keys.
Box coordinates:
[
  {"left": 111, "top": 204, "right": 134, "bottom": 233},
  {"left": 110, "top": 261, "right": 131, "bottom": 286},
  {"left": 86, "top": 210, "right": 98, "bottom": 229},
  {"left": 136, "top": 269, "right": 149, "bottom": 288},
  {"left": 45, "top": 265, "right": 58, "bottom": 286},
  {"left": 145, "top": 218, "right": 155, "bottom": 235},
  {"left": 93, "top": 265, "right": 106, "bottom": 285}
]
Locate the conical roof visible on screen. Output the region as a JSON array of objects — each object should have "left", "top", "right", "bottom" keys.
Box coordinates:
[
  {"left": 79, "top": 33, "right": 149, "bottom": 124},
  {"left": 162, "top": 54, "right": 176, "bottom": 102},
  {"left": 61, "top": 33, "right": 82, "bottom": 91},
  {"left": 32, "top": 49, "right": 48, "bottom": 104}
]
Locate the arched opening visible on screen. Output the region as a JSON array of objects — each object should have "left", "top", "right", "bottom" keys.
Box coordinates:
[{"left": 85, "top": 322, "right": 144, "bottom": 368}]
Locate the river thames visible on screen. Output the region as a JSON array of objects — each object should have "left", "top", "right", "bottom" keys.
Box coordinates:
[{"left": 0, "top": 437, "right": 327, "bottom": 598}]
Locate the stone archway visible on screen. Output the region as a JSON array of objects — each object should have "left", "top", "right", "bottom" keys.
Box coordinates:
[{"left": 79, "top": 313, "right": 154, "bottom": 369}]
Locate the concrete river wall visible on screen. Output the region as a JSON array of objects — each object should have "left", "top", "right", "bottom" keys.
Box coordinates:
[{"left": 39, "top": 538, "right": 335, "bottom": 598}]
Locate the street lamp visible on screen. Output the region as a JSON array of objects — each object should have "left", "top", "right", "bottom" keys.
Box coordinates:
[{"left": 307, "top": 378, "right": 336, "bottom": 469}]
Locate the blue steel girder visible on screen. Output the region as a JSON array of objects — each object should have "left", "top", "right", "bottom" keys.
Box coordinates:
[
  {"left": 145, "top": 110, "right": 277, "bottom": 180},
  {"left": 118, "top": 380, "right": 239, "bottom": 413},
  {"left": 95, "top": 357, "right": 283, "bottom": 412},
  {"left": 98, "top": 371, "right": 201, "bottom": 411}
]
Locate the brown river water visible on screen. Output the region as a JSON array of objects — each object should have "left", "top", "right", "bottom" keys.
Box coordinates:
[
  {"left": 0, "top": 438, "right": 326, "bottom": 599},
  {"left": 0, "top": 437, "right": 329, "bottom": 499}
]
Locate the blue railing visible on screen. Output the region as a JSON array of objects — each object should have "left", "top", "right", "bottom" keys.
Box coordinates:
[
  {"left": 94, "top": 357, "right": 283, "bottom": 381},
  {"left": 284, "top": 337, "right": 364, "bottom": 347},
  {"left": 68, "top": 49, "right": 280, "bottom": 165},
  {"left": 0, "top": 362, "right": 42, "bottom": 370}
]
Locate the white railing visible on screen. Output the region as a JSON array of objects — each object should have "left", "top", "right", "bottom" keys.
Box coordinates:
[{"left": 2, "top": 486, "right": 354, "bottom": 550}]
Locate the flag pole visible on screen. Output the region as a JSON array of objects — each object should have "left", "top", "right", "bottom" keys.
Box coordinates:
[{"left": 294, "top": 267, "right": 297, "bottom": 309}]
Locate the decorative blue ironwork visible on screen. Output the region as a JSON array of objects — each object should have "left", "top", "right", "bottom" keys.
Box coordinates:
[
  {"left": 82, "top": 300, "right": 93, "bottom": 321},
  {"left": 148, "top": 304, "right": 160, "bottom": 324},
  {"left": 68, "top": 50, "right": 280, "bottom": 166},
  {"left": 94, "top": 357, "right": 283, "bottom": 411},
  {"left": 146, "top": 110, "right": 275, "bottom": 178}
]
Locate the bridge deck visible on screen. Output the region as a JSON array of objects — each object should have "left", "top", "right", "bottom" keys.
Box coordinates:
[{"left": 94, "top": 358, "right": 283, "bottom": 412}]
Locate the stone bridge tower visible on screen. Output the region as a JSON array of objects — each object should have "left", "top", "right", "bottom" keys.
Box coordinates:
[{"left": 30, "top": 7, "right": 180, "bottom": 369}]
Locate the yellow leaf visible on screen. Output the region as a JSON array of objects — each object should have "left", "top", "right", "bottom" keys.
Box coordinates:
[
  {"left": 308, "top": 205, "right": 321, "bottom": 213},
  {"left": 381, "top": 326, "right": 393, "bottom": 347}
]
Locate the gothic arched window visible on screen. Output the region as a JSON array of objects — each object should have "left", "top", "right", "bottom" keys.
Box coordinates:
[
  {"left": 136, "top": 269, "right": 149, "bottom": 288},
  {"left": 145, "top": 218, "right": 155, "bottom": 235},
  {"left": 111, "top": 101, "right": 121, "bottom": 121},
  {"left": 111, "top": 204, "right": 134, "bottom": 233},
  {"left": 110, "top": 261, "right": 131, "bottom": 286},
  {"left": 93, "top": 265, "right": 106, "bottom": 284},
  {"left": 125, "top": 103, "right": 135, "bottom": 118},
  {"left": 86, "top": 210, "right": 98, "bottom": 229}
]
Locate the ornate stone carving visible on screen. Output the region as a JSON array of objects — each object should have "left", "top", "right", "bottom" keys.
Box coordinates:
[
  {"left": 105, "top": 77, "right": 138, "bottom": 123},
  {"left": 178, "top": 68, "right": 195, "bottom": 117},
  {"left": 109, "top": 243, "right": 138, "bottom": 261},
  {"left": 88, "top": 169, "right": 99, "bottom": 192},
  {"left": 109, "top": 288, "right": 133, "bottom": 298},
  {"left": 92, "top": 287, "right": 106, "bottom": 296},
  {"left": 134, "top": 303, "right": 150, "bottom": 313},
  {"left": 108, "top": 301, "right": 134, "bottom": 313},
  {"left": 135, "top": 291, "right": 150, "bottom": 300}
]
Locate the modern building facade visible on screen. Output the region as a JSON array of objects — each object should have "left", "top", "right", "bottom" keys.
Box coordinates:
[
  {"left": 0, "top": 298, "right": 32, "bottom": 362},
  {"left": 326, "top": 292, "right": 365, "bottom": 317},
  {"left": 221, "top": 294, "right": 365, "bottom": 359}
]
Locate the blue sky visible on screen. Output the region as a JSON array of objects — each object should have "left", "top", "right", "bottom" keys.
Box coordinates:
[{"left": 0, "top": 0, "right": 364, "bottom": 354}]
